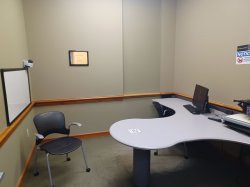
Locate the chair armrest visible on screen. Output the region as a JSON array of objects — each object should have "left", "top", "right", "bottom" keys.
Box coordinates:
[
  {"left": 35, "top": 133, "right": 44, "bottom": 140},
  {"left": 68, "top": 122, "right": 82, "bottom": 129}
]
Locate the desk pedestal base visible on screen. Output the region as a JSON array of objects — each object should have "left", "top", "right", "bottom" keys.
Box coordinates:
[{"left": 133, "top": 148, "right": 150, "bottom": 187}]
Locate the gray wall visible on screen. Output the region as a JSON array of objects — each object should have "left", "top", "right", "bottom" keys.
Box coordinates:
[{"left": 174, "top": 0, "right": 250, "bottom": 105}]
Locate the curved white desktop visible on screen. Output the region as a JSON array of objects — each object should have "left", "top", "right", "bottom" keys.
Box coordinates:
[{"left": 110, "top": 98, "right": 250, "bottom": 187}]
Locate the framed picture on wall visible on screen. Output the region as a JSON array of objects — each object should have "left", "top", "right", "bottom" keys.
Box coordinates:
[{"left": 69, "top": 50, "right": 89, "bottom": 66}]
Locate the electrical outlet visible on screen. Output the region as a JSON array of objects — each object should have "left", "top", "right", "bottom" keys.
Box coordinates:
[{"left": 26, "top": 128, "right": 30, "bottom": 137}]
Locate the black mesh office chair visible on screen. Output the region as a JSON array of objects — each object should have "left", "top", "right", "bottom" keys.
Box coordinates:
[
  {"left": 152, "top": 101, "right": 175, "bottom": 118},
  {"left": 33, "top": 111, "right": 90, "bottom": 187},
  {"left": 152, "top": 102, "right": 188, "bottom": 158}
]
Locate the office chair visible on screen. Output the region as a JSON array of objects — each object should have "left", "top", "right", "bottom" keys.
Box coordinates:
[
  {"left": 33, "top": 111, "right": 90, "bottom": 187},
  {"left": 152, "top": 101, "right": 175, "bottom": 118},
  {"left": 152, "top": 102, "right": 188, "bottom": 158}
]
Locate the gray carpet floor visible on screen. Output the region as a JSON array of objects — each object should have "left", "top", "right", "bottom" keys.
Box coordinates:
[{"left": 23, "top": 136, "right": 250, "bottom": 187}]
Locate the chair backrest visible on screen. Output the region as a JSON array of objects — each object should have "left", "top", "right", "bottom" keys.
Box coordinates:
[
  {"left": 153, "top": 101, "right": 165, "bottom": 117},
  {"left": 33, "top": 111, "right": 70, "bottom": 139},
  {"left": 152, "top": 101, "right": 175, "bottom": 117}
]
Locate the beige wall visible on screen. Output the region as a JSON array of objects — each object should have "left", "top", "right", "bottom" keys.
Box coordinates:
[
  {"left": 0, "top": 1, "right": 35, "bottom": 187},
  {"left": 1, "top": 1, "right": 166, "bottom": 185},
  {"left": 3, "top": 0, "right": 250, "bottom": 186},
  {"left": 0, "top": 0, "right": 29, "bottom": 132},
  {"left": 123, "top": 0, "right": 175, "bottom": 93},
  {"left": 23, "top": 0, "right": 124, "bottom": 100},
  {"left": 24, "top": 0, "right": 174, "bottom": 98},
  {"left": 34, "top": 97, "right": 158, "bottom": 134},
  {"left": 123, "top": 0, "right": 161, "bottom": 93},
  {"left": 0, "top": 112, "right": 35, "bottom": 187},
  {"left": 21, "top": 0, "right": 174, "bottom": 137},
  {"left": 160, "top": 0, "right": 176, "bottom": 92},
  {"left": 174, "top": 0, "right": 250, "bottom": 105}
]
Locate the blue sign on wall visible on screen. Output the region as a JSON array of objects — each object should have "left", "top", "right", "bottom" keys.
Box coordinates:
[{"left": 236, "top": 45, "right": 250, "bottom": 64}]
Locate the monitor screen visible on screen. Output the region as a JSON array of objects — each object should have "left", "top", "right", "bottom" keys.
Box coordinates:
[{"left": 192, "top": 84, "right": 209, "bottom": 113}]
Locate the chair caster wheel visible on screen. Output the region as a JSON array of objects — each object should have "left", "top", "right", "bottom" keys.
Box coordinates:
[
  {"left": 86, "top": 168, "right": 91, "bottom": 172},
  {"left": 66, "top": 157, "right": 71, "bottom": 161},
  {"left": 33, "top": 172, "right": 39, "bottom": 176}
]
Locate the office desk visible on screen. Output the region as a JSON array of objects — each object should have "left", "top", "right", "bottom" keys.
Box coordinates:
[{"left": 109, "top": 98, "right": 250, "bottom": 187}]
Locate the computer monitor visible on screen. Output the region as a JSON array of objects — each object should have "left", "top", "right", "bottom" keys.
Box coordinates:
[{"left": 192, "top": 84, "right": 209, "bottom": 113}]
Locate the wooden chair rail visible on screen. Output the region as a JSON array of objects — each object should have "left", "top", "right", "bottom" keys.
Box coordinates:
[{"left": 0, "top": 92, "right": 242, "bottom": 147}]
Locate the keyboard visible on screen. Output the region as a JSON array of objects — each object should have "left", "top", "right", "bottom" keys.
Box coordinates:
[{"left": 183, "top": 104, "right": 200, "bottom": 114}]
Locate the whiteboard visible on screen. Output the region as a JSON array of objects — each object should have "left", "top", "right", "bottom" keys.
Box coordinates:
[{"left": 1, "top": 68, "right": 31, "bottom": 125}]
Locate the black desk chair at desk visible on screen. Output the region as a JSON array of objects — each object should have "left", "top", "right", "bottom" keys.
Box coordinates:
[
  {"left": 33, "top": 111, "right": 91, "bottom": 187},
  {"left": 153, "top": 101, "right": 175, "bottom": 118},
  {"left": 153, "top": 102, "right": 188, "bottom": 158}
]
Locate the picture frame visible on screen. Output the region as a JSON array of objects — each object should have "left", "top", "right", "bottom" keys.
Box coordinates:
[{"left": 69, "top": 50, "right": 89, "bottom": 66}]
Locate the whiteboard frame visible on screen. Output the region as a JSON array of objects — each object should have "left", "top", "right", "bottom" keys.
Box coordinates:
[{"left": 1, "top": 68, "right": 32, "bottom": 126}]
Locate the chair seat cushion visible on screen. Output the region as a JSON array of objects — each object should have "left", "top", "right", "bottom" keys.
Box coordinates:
[{"left": 41, "top": 137, "right": 82, "bottom": 155}]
